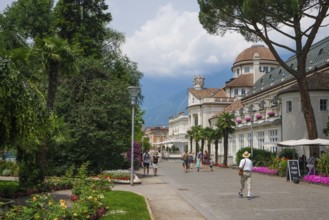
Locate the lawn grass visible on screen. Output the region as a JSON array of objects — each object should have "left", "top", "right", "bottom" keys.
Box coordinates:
[{"left": 102, "top": 190, "right": 151, "bottom": 220}]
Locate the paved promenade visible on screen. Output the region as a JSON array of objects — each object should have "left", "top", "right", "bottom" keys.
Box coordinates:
[{"left": 113, "top": 159, "right": 329, "bottom": 220}]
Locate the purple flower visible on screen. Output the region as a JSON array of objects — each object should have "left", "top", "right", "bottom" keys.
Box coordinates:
[
  {"left": 267, "top": 112, "right": 275, "bottom": 117},
  {"left": 303, "top": 175, "right": 329, "bottom": 185},
  {"left": 252, "top": 167, "right": 278, "bottom": 175},
  {"left": 255, "top": 114, "right": 262, "bottom": 120}
]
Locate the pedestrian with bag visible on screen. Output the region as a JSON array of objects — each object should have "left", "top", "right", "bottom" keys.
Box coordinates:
[
  {"left": 182, "top": 150, "right": 190, "bottom": 173},
  {"left": 142, "top": 149, "right": 151, "bottom": 176},
  {"left": 238, "top": 151, "right": 253, "bottom": 200},
  {"left": 152, "top": 151, "right": 160, "bottom": 176}
]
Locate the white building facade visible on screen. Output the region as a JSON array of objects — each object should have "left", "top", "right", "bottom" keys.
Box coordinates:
[{"left": 169, "top": 37, "right": 329, "bottom": 165}]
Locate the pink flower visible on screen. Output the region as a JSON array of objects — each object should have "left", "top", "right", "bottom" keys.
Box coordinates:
[
  {"left": 255, "top": 114, "right": 262, "bottom": 120},
  {"left": 268, "top": 112, "right": 275, "bottom": 117}
]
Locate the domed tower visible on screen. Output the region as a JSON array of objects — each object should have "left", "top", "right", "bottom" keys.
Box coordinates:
[{"left": 232, "top": 45, "right": 278, "bottom": 84}]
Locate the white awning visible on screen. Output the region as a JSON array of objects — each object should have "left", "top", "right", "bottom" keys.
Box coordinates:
[{"left": 277, "top": 138, "right": 329, "bottom": 147}]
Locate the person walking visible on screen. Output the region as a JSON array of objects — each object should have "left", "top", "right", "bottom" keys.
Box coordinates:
[
  {"left": 197, "top": 150, "right": 203, "bottom": 169},
  {"left": 188, "top": 153, "right": 194, "bottom": 169},
  {"left": 203, "top": 150, "right": 209, "bottom": 171},
  {"left": 142, "top": 149, "right": 151, "bottom": 176},
  {"left": 182, "top": 150, "right": 190, "bottom": 173},
  {"left": 238, "top": 151, "right": 253, "bottom": 200},
  {"left": 152, "top": 151, "right": 160, "bottom": 176},
  {"left": 196, "top": 157, "right": 201, "bottom": 172}
]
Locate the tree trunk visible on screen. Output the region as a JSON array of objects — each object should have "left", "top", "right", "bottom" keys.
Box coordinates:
[
  {"left": 47, "top": 62, "right": 59, "bottom": 110},
  {"left": 296, "top": 76, "right": 319, "bottom": 156},
  {"left": 215, "top": 140, "right": 218, "bottom": 164},
  {"left": 223, "top": 131, "right": 228, "bottom": 166}
]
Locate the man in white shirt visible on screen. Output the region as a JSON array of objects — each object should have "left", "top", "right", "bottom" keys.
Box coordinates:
[{"left": 238, "top": 151, "right": 253, "bottom": 200}]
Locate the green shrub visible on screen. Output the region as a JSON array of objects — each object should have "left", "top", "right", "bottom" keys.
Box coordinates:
[
  {"left": 317, "top": 153, "right": 329, "bottom": 176},
  {"left": 2, "top": 169, "right": 12, "bottom": 176},
  {"left": 236, "top": 147, "right": 274, "bottom": 166},
  {"left": 278, "top": 148, "right": 298, "bottom": 159}
]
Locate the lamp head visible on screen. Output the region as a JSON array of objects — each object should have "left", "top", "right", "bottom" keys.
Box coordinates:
[{"left": 128, "top": 86, "right": 140, "bottom": 105}]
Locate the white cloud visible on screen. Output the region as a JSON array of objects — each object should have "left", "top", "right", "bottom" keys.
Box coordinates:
[{"left": 122, "top": 3, "right": 250, "bottom": 78}]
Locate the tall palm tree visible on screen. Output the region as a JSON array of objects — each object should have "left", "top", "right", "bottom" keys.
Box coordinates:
[
  {"left": 32, "top": 36, "right": 80, "bottom": 181},
  {"left": 34, "top": 36, "right": 80, "bottom": 110},
  {"left": 199, "top": 127, "right": 206, "bottom": 153},
  {"left": 213, "top": 128, "right": 222, "bottom": 165},
  {"left": 185, "top": 129, "right": 194, "bottom": 153},
  {"left": 216, "top": 112, "right": 236, "bottom": 167},
  {"left": 204, "top": 127, "right": 215, "bottom": 156},
  {"left": 191, "top": 125, "right": 202, "bottom": 159}
]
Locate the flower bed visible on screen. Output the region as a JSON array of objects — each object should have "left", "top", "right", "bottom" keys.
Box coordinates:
[
  {"left": 303, "top": 175, "right": 329, "bottom": 185},
  {"left": 252, "top": 167, "right": 278, "bottom": 175},
  {"left": 101, "top": 170, "right": 141, "bottom": 184}
]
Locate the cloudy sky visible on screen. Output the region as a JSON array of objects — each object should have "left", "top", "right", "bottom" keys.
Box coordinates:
[
  {"left": 1, "top": 1, "right": 328, "bottom": 124},
  {"left": 0, "top": 0, "right": 250, "bottom": 111}
]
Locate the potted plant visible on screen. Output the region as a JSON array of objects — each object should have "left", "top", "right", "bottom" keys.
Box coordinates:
[
  {"left": 267, "top": 112, "right": 275, "bottom": 117},
  {"left": 255, "top": 114, "right": 262, "bottom": 120},
  {"left": 245, "top": 117, "right": 251, "bottom": 122},
  {"left": 236, "top": 119, "right": 242, "bottom": 124}
]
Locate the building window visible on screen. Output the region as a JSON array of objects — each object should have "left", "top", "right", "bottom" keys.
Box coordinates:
[
  {"left": 237, "top": 69, "right": 240, "bottom": 75},
  {"left": 320, "top": 99, "right": 328, "bottom": 111},
  {"left": 234, "top": 88, "right": 239, "bottom": 97},
  {"left": 263, "top": 67, "right": 269, "bottom": 73},
  {"left": 286, "top": 100, "right": 292, "bottom": 113},
  {"left": 247, "top": 133, "right": 252, "bottom": 147},
  {"left": 239, "top": 134, "right": 244, "bottom": 149},
  {"left": 269, "top": 130, "right": 278, "bottom": 143},
  {"left": 257, "top": 131, "right": 264, "bottom": 150},
  {"left": 244, "top": 67, "right": 250, "bottom": 73},
  {"left": 241, "top": 88, "right": 246, "bottom": 96},
  {"left": 193, "top": 114, "right": 198, "bottom": 126},
  {"left": 270, "top": 67, "right": 275, "bottom": 72}
]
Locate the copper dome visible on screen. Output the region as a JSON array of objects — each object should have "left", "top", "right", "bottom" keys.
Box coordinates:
[{"left": 234, "top": 45, "right": 276, "bottom": 64}]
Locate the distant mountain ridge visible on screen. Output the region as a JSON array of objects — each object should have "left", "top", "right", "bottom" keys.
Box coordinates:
[{"left": 142, "top": 89, "right": 187, "bottom": 127}]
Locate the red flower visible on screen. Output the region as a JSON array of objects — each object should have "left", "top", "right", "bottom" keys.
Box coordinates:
[{"left": 70, "top": 194, "right": 79, "bottom": 202}]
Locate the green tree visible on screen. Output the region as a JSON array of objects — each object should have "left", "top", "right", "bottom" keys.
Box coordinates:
[
  {"left": 191, "top": 125, "right": 202, "bottom": 159},
  {"left": 198, "top": 0, "right": 329, "bottom": 155},
  {"left": 0, "top": 54, "right": 50, "bottom": 187},
  {"left": 33, "top": 36, "right": 81, "bottom": 110},
  {"left": 55, "top": 56, "right": 142, "bottom": 172},
  {"left": 212, "top": 128, "right": 222, "bottom": 164},
  {"left": 216, "top": 112, "right": 236, "bottom": 166},
  {"left": 53, "top": 0, "right": 112, "bottom": 57},
  {"left": 185, "top": 129, "right": 194, "bottom": 153},
  {"left": 199, "top": 127, "right": 206, "bottom": 153},
  {"left": 0, "top": 0, "right": 54, "bottom": 49},
  {"left": 204, "top": 127, "right": 215, "bottom": 156}
]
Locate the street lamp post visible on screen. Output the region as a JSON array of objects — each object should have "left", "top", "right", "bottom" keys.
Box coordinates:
[
  {"left": 248, "top": 107, "right": 255, "bottom": 158},
  {"left": 128, "top": 86, "right": 140, "bottom": 186}
]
